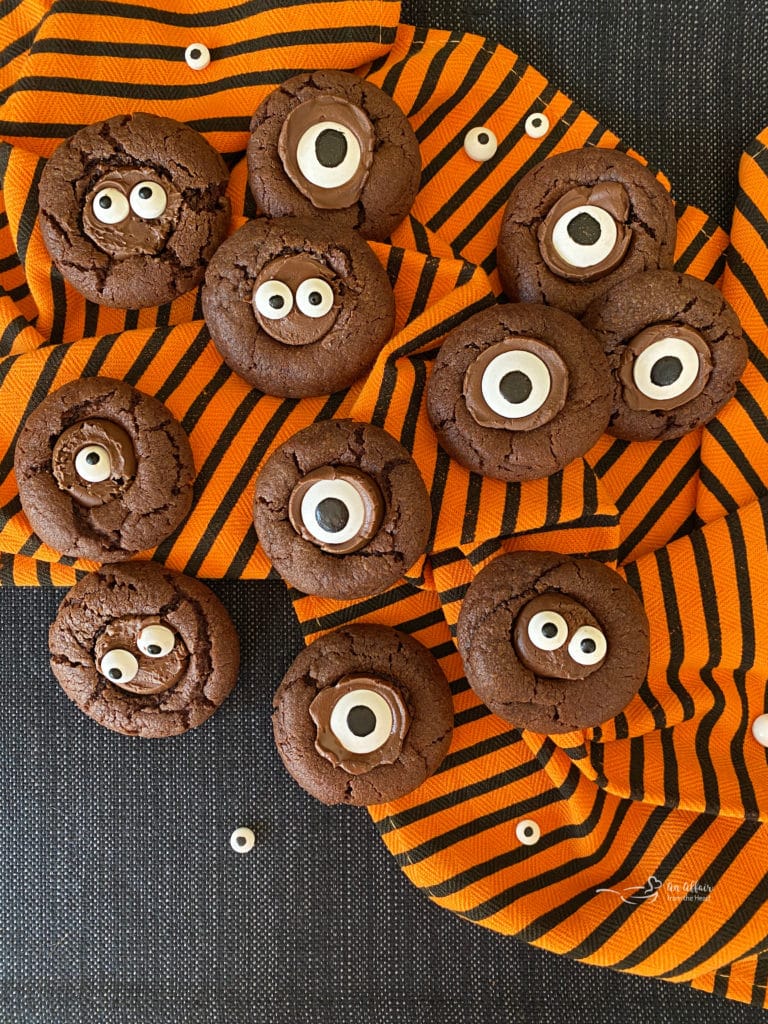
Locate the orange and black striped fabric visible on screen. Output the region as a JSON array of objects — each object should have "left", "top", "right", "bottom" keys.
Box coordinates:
[{"left": 1, "top": 1, "right": 767, "bottom": 1009}]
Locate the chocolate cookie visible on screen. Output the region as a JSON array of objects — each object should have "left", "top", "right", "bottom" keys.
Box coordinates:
[
  {"left": 426, "top": 303, "right": 612, "bottom": 481},
  {"left": 14, "top": 377, "right": 195, "bottom": 562},
  {"left": 253, "top": 419, "right": 431, "bottom": 600},
  {"left": 247, "top": 70, "right": 421, "bottom": 242},
  {"left": 202, "top": 217, "right": 395, "bottom": 397},
  {"left": 497, "top": 148, "right": 677, "bottom": 316},
  {"left": 49, "top": 561, "right": 239, "bottom": 737},
  {"left": 272, "top": 624, "right": 453, "bottom": 805},
  {"left": 581, "top": 270, "right": 747, "bottom": 440},
  {"left": 456, "top": 551, "right": 650, "bottom": 733},
  {"left": 38, "top": 112, "right": 230, "bottom": 308}
]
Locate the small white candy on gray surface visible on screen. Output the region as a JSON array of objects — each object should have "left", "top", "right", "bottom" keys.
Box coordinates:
[
  {"left": 185, "top": 43, "right": 211, "bottom": 70},
  {"left": 230, "top": 827, "right": 256, "bottom": 853},
  {"left": 463, "top": 126, "right": 498, "bottom": 161},
  {"left": 525, "top": 112, "right": 550, "bottom": 138}
]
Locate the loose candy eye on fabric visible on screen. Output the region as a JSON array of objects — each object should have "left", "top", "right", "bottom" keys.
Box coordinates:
[
  {"left": 184, "top": 43, "right": 210, "bottom": 70},
  {"left": 463, "top": 126, "right": 498, "bottom": 161},
  {"left": 525, "top": 113, "right": 549, "bottom": 138}
]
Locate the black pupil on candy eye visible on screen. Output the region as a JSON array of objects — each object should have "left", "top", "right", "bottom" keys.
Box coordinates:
[
  {"left": 524, "top": 826, "right": 535, "bottom": 837},
  {"left": 236, "top": 835, "right": 247, "bottom": 846},
  {"left": 269, "top": 295, "right": 285, "bottom": 309},
  {"left": 531, "top": 117, "right": 542, "bottom": 128},
  {"left": 315, "top": 497, "right": 349, "bottom": 533},
  {"left": 541, "top": 622, "right": 558, "bottom": 639},
  {"left": 650, "top": 355, "right": 683, "bottom": 387},
  {"left": 500, "top": 370, "right": 533, "bottom": 405},
  {"left": 138, "top": 186, "right": 152, "bottom": 200},
  {"left": 190, "top": 48, "right": 201, "bottom": 59},
  {"left": 147, "top": 644, "right": 161, "bottom": 655},
  {"left": 308, "top": 291, "right": 322, "bottom": 306},
  {"left": 108, "top": 668, "right": 122, "bottom": 680},
  {"left": 567, "top": 212, "right": 602, "bottom": 246},
  {"left": 347, "top": 705, "right": 376, "bottom": 737},
  {"left": 85, "top": 451, "right": 100, "bottom": 465},
  {"left": 98, "top": 195, "right": 112, "bottom": 209},
  {"left": 477, "top": 132, "right": 489, "bottom": 145},
  {"left": 315, "top": 128, "right": 348, "bottom": 168},
  {"left": 580, "top": 638, "right": 597, "bottom": 654}
]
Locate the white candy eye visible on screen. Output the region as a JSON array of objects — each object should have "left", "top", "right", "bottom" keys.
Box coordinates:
[
  {"left": 632, "top": 337, "right": 702, "bottom": 402},
  {"left": 568, "top": 625, "right": 607, "bottom": 666},
  {"left": 75, "top": 444, "right": 111, "bottom": 483},
  {"left": 295, "top": 278, "right": 335, "bottom": 318},
  {"left": 129, "top": 181, "right": 167, "bottom": 219},
  {"left": 184, "top": 43, "right": 210, "bottom": 70},
  {"left": 329, "top": 688, "right": 393, "bottom": 754},
  {"left": 550, "top": 204, "right": 618, "bottom": 269},
  {"left": 300, "top": 479, "right": 366, "bottom": 547},
  {"left": 137, "top": 624, "right": 176, "bottom": 658},
  {"left": 99, "top": 648, "right": 139, "bottom": 684},
  {"left": 463, "top": 126, "right": 498, "bottom": 161},
  {"left": 481, "top": 349, "right": 552, "bottom": 420},
  {"left": 92, "top": 187, "right": 129, "bottom": 225},
  {"left": 527, "top": 610, "right": 568, "bottom": 651},
  {"left": 230, "top": 826, "right": 255, "bottom": 853},
  {"left": 254, "top": 280, "right": 294, "bottom": 320},
  {"left": 525, "top": 113, "right": 549, "bottom": 139},
  {"left": 295, "top": 121, "right": 362, "bottom": 189},
  {"left": 516, "top": 819, "right": 541, "bottom": 846}
]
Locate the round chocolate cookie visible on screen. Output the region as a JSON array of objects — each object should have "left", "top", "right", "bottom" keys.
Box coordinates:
[
  {"left": 253, "top": 419, "right": 431, "bottom": 600},
  {"left": 272, "top": 624, "right": 453, "bottom": 805},
  {"left": 426, "top": 303, "right": 612, "bottom": 481},
  {"left": 202, "top": 217, "right": 395, "bottom": 397},
  {"left": 456, "top": 551, "right": 650, "bottom": 733},
  {"left": 49, "top": 561, "right": 239, "bottom": 737},
  {"left": 581, "top": 269, "right": 747, "bottom": 440},
  {"left": 14, "top": 377, "right": 195, "bottom": 561},
  {"left": 497, "top": 148, "right": 677, "bottom": 316},
  {"left": 247, "top": 70, "right": 421, "bottom": 242},
  {"left": 38, "top": 112, "right": 231, "bottom": 307}
]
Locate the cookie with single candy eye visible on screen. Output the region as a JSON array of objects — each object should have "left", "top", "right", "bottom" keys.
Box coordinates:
[
  {"left": 253, "top": 419, "right": 431, "bottom": 600},
  {"left": 247, "top": 70, "right": 421, "bottom": 241},
  {"left": 49, "top": 561, "right": 239, "bottom": 737},
  {"left": 456, "top": 551, "right": 650, "bottom": 733},
  {"left": 38, "top": 112, "right": 230, "bottom": 308},
  {"left": 202, "top": 217, "right": 395, "bottom": 397},
  {"left": 581, "top": 270, "right": 747, "bottom": 440},
  {"left": 425, "top": 303, "right": 612, "bottom": 481},
  {"left": 272, "top": 624, "right": 453, "bottom": 805},
  {"left": 497, "top": 148, "right": 677, "bottom": 316},
  {"left": 14, "top": 377, "right": 195, "bottom": 562}
]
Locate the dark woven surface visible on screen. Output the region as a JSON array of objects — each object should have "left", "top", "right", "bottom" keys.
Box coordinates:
[{"left": 3, "top": 2, "right": 767, "bottom": 1022}]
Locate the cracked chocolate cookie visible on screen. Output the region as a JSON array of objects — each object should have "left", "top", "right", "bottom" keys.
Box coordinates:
[
  {"left": 426, "top": 303, "right": 612, "bottom": 481},
  {"left": 49, "top": 561, "right": 239, "bottom": 737},
  {"left": 456, "top": 551, "right": 650, "bottom": 733},
  {"left": 497, "top": 148, "right": 677, "bottom": 316},
  {"left": 272, "top": 623, "right": 453, "bottom": 805},
  {"left": 38, "top": 111, "right": 231, "bottom": 308},
  {"left": 202, "top": 216, "right": 395, "bottom": 397},
  {"left": 253, "top": 419, "right": 431, "bottom": 599},
  {"left": 14, "top": 376, "right": 195, "bottom": 562},
  {"left": 581, "top": 269, "right": 747, "bottom": 440},
  {"left": 247, "top": 70, "right": 421, "bottom": 241}
]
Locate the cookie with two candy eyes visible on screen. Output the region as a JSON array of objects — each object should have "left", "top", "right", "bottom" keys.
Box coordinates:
[
  {"left": 581, "top": 270, "right": 747, "bottom": 440},
  {"left": 497, "top": 148, "right": 677, "bottom": 316},
  {"left": 253, "top": 419, "right": 431, "bottom": 600},
  {"left": 426, "top": 303, "right": 612, "bottom": 481},
  {"left": 49, "top": 561, "right": 240, "bottom": 738},
  {"left": 14, "top": 377, "right": 195, "bottom": 562},
  {"left": 38, "top": 111, "right": 231, "bottom": 308},
  {"left": 202, "top": 217, "right": 395, "bottom": 397},
  {"left": 272, "top": 624, "right": 453, "bottom": 805},
  {"left": 247, "top": 70, "right": 421, "bottom": 242},
  {"left": 456, "top": 551, "right": 650, "bottom": 733}
]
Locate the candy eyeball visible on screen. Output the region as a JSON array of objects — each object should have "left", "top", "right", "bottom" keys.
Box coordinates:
[
  {"left": 92, "top": 187, "right": 130, "bottom": 225},
  {"left": 75, "top": 444, "right": 111, "bottom": 483},
  {"left": 526, "top": 610, "right": 568, "bottom": 651},
  {"left": 129, "top": 180, "right": 168, "bottom": 219},
  {"left": 184, "top": 43, "right": 211, "bottom": 70},
  {"left": 464, "top": 126, "right": 498, "bottom": 161},
  {"left": 295, "top": 278, "right": 335, "bottom": 318},
  {"left": 99, "top": 648, "right": 139, "bottom": 684},
  {"left": 525, "top": 113, "right": 549, "bottom": 139},
  {"left": 328, "top": 688, "right": 394, "bottom": 755},
  {"left": 253, "top": 280, "right": 294, "bottom": 320},
  {"left": 568, "top": 625, "right": 607, "bottom": 666},
  {"left": 137, "top": 623, "right": 176, "bottom": 658},
  {"left": 295, "top": 120, "right": 363, "bottom": 190},
  {"left": 288, "top": 466, "right": 384, "bottom": 554}
]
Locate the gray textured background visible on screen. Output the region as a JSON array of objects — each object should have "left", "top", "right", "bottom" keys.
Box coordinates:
[{"left": 2, "top": 2, "right": 767, "bottom": 1022}]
